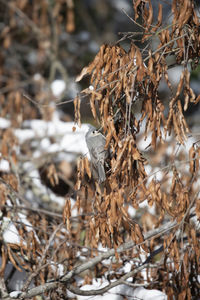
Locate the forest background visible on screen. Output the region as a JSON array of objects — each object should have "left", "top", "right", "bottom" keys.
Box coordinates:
[{"left": 0, "top": 0, "right": 200, "bottom": 299}]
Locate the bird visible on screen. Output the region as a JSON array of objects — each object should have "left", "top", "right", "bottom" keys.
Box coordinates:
[{"left": 85, "top": 125, "right": 108, "bottom": 183}]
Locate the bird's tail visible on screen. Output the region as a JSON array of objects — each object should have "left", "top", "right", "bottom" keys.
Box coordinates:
[{"left": 97, "top": 162, "right": 106, "bottom": 183}]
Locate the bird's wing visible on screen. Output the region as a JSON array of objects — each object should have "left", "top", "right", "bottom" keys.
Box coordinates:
[{"left": 89, "top": 147, "right": 98, "bottom": 164}]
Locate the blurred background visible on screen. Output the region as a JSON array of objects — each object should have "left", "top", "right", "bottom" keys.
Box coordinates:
[{"left": 1, "top": 0, "right": 199, "bottom": 124}]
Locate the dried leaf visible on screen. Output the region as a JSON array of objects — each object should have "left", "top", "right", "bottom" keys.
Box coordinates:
[
  {"left": 84, "top": 157, "right": 92, "bottom": 179},
  {"left": 7, "top": 246, "right": 22, "bottom": 272},
  {"left": 74, "top": 96, "right": 81, "bottom": 127},
  {"left": 0, "top": 245, "right": 7, "bottom": 276},
  {"left": 189, "top": 145, "right": 195, "bottom": 174}
]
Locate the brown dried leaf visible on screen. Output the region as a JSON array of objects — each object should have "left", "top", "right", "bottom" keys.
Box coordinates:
[
  {"left": 66, "top": 4, "right": 75, "bottom": 33},
  {"left": 133, "top": 0, "right": 143, "bottom": 20},
  {"left": 112, "top": 137, "right": 129, "bottom": 172},
  {"left": 84, "top": 157, "right": 92, "bottom": 179},
  {"left": 194, "top": 94, "right": 200, "bottom": 104},
  {"left": 0, "top": 245, "right": 7, "bottom": 276},
  {"left": 151, "top": 130, "right": 157, "bottom": 150},
  {"left": 7, "top": 246, "right": 22, "bottom": 272},
  {"left": 47, "top": 164, "right": 59, "bottom": 186},
  {"left": 157, "top": 3, "right": 163, "bottom": 27},
  {"left": 107, "top": 116, "right": 118, "bottom": 142},
  {"left": 74, "top": 96, "right": 81, "bottom": 127},
  {"left": 63, "top": 197, "right": 71, "bottom": 229},
  {"left": 90, "top": 95, "right": 97, "bottom": 119},
  {"left": 176, "top": 71, "right": 184, "bottom": 98},
  {"left": 132, "top": 146, "right": 142, "bottom": 161},
  {"left": 189, "top": 145, "right": 195, "bottom": 174},
  {"left": 76, "top": 45, "right": 106, "bottom": 82},
  {"left": 136, "top": 47, "right": 145, "bottom": 81},
  {"left": 76, "top": 66, "right": 90, "bottom": 82},
  {"left": 196, "top": 198, "right": 200, "bottom": 220},
  {"left": 146, "top": 1, "right": 153, "bottom": 29}
]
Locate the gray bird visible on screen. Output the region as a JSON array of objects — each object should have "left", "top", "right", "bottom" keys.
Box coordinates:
[{"left": 85, "top": 126, "right": 108, "bottom": 183}]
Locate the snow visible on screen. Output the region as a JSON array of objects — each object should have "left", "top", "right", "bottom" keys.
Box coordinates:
[
  {"left": 0, "top": 117, "right": 11, "bottom": 128},
  {"left": 33, "top": 73, "right": 42, "bottom": 81},
  {"left": 0, "top": 158, "right": 10, "bottom": 171},
  {"left": 150, "top": 167, "right": 163, "bottom": 181},
  {"left": 2, "top": 217, "right": 23, "bottom": 245},
  {"left": 139, "top": 200, "right": 156, "bottom": 215},
  {"left": 14, "top": 118, "right": 90, "bottom": 211},
  {"left": 40, "top": 137, "right": 51, "bottom": 150},
  {"left": 76, "top": 280, "right": 167, "bottom": 300},
  {"left": 123, "top": 262, "right": 132, "bottom": 273},
  {"left": 138, "top": 132, "right": 152, "bottom": 151},
  {"left": 15, "top": 119, "right": 89, "bottom": 159},
  {"left": 14, "top": 129, "right": 35, "bottom": 143},
  {"left": 9, "top": 291, "right": 22, "bottom": 298},
  {"left": 127, "top": 205, "right": 136, "bottom": 218},
  {"left": 50, "top": 261, "right": 64, "bottom": 276},
  {"left": 49, "top": 192, "right": 65, "bottom": 206},
  {"left": 70, "top": 197, "right": 79, "bottom": 217},
  {"left": 6, "top": 199, "right": 13, "bottom": 207},
  {"left": 133, "top": 287, "right": 167, "bottom": 299},
  {"left": 51, "top": 79, "right": 66, "bottom": 97}
]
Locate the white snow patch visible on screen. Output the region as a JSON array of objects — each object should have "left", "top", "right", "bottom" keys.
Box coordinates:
[
  {"left": 127, "top": 205, "right": 136, "bottom": 218},
  {"left": 151, "top": 167, "right": 163, "bottom": 181},
  {"left": 9, "top": 291, "right": 22, "bottom": 298},
  {"left": 49, "top": 193, "right": 65, "bottom": 206},
  {"left": 50, "top": 262, "right": 64, "bottom": 276},
  {"left": 40, "top": 137, "right": 51, "bottom": 150},
  {"left": 2, "top": 218, "right": 24, "bottom": 245},
  {"left": 51, "top": 80, "right": 66, "bottom": 97},
  {"left": 139, "top": 200, "right": 156, "bottom": 215},
  {"left": 123, "top": 262, "right": 132, "bottom": 273},
  {"left": 0, "top": 117, "right": 11, "bottom": 128},
  {"left": 15, "top": 120, "right": 89, "bottom": 159},
  {"left": 98, "top": 243, "right": 108, "bottom": 253},
  {"left": 33, "top": 73, "right": 42, "bottom": 81},
  {"left": 144, "top": 164, "right": 152, "bottom": 176},
  {"left": 14, "top": 129, "right": 35, "bottom": 143},
  {"left": 133, "top": 287, "right": 167, "bottom": 299},
  {"left": 76, "top": 280, "right": 167, "bottom": 300},
  {"left": 138, "top": 133, "right": 152, "bottom": 151},
  {"left": 6, "top": 199, "right": 13, "bottom": 207},
  {"left": 70, "top": 197, "right": 79, "bottom": 217},
  {"left": 0, "top": 159, "right": 10, "bottom": 171}
]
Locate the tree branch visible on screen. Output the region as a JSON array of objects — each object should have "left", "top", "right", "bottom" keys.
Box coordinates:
[{"left": 5, "top": 219, "right": 178, "bottom": 299}]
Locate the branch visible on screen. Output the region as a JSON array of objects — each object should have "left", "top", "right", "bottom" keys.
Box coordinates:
[
  {"left": 5, "top": 219, "right": 178, "bottom": 299},
  {"left": 66, "top": 262, "right": 148, "bottom": 296}
]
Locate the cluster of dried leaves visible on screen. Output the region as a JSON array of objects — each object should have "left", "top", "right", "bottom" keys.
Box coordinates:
[{"left": 72, "top": 0, "right": 200, "bottom": 298}]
